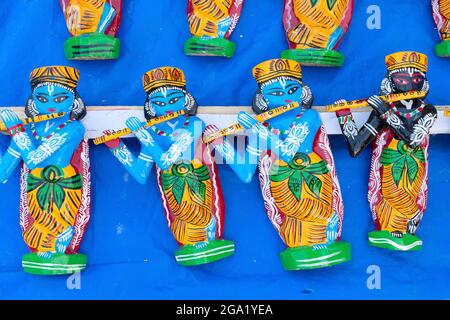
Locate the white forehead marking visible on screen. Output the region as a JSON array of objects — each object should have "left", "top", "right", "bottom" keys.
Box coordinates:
[
  {"left": 161, "top": 87, "right": 167, "bottom": 98},
  {"left": 48, "top": 84, "right": 54, "bottom": 95},
  {"left": 279, "top": 78, "right": 287, "bottom": 89}
]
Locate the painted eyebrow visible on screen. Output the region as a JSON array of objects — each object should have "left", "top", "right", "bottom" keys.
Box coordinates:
[
  {"left": 167, "top": 92, "right": 184, "bottom": 97},
  {"left": 267, "top": 87, "right": 282, "bottom": 91},
  {"left": 53, "top": 92, "right": 69, "bottom": 96},
  {"left": 35, "top": 92, "right": 49, "bottom": 96},
  {"left": 286, "top": 83, "right": 299, "bottom": 88},
  {"left": 151, "top": 95, "right": 165, "bottom": 99}
]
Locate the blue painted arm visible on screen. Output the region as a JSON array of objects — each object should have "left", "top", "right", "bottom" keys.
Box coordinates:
[
  {"left": 108, "top": 140, "right": 154, "bottom": 185},
  {"left": 0, "top": 141, "right": 22, "bottom": 183},
  {"left": 277, "top": 109, "right": 321, "bottom": 164}
]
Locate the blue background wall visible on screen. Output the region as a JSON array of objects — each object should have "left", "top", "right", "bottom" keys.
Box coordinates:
[{"left": 0, "top": 0, "right": 449, "bottom": 299}]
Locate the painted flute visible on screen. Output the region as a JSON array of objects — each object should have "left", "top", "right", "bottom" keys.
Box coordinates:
[
  {"left": 203, "top": 102, "right": 300, "bottom": 144},
  {"left": 326, "top": 90, "right": 427, "bottom": 112},
  {"left": 94, "top": 110, "right": 186, "bottom": 145},
  {"left": 0, "top": 112, "right": 66, "bottom": 131}
]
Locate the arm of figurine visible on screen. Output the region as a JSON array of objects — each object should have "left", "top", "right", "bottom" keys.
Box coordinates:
[
  {"left": 368, "top": 96, "right": 437, "bottom": 148},
  {"left": 276, "top": 109, "right": 321, "bottom": 163},
  {"left": 103, "top": 129, "right": 154, "bottom": 185},
  {"left": 335, "top": 101, "right": 384, "bottom": 157},
  {"left": 97, "top": 1, "right": 117, "bottom": 33},
  {"left": 0, "top": 110, "right": 84, "bottom": 170},
  {"left": 203, "top": 125, "right": 258, "bottom": 184},
  {"left": 0, "top": 140, "right": 22, "bottom": 183}
]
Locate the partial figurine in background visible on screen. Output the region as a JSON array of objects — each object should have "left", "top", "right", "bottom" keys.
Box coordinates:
[
  {"left": 60, "top": 0, "right": 122, "bottom": 60},
  {"left": 184, "top": 0, "right": 244, "bottom": 58},
  {"left": 281, "top": 0, "right": 354, "bottom": 67},
  {"left": 0, "top": 66, "right": 91, "bottom": 275},
  {"left": 99, "top": 66, "right": 235, "bottom": 266},
  {"left": 334, "top": 52, "right": 437, "bottom": 251},
  {"left": 432, "top": 0, "right": 450, "bottom": 57}
]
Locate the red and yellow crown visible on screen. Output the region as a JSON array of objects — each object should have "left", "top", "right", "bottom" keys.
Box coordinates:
[
  {"left": 385, "top": 51, "right": 428, "bottom": 73},
  {"left": 30, "top": 66, "right": 80, "bottom": 89},
  {"left": 252, "top": 59, "right": 302, "bottom": 84},
  {"left": 143, "top": 67, "right": 186, "bottom": 92}
]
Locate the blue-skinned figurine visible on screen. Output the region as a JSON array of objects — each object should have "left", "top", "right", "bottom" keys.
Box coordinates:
[
  {"left": 209, "top": 59, "right": 351, "bottom": 270},
  {"left": 103, "top": 66, "right": 235, "bottom": 266},
  {"left": 0, "top": 66, "right": 91, "bottom": 275}
]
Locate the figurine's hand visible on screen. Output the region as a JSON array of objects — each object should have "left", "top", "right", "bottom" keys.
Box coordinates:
[
  {"left": 368, "top": 95, "right": 389, "bottom": 115},
  {"left": 103, "top": 130, "right": 121, "bottom": 149},
  {"left": 203, "top": 125, "right": 224, "bottom": 146},
  {"left": 334, "top": 99, "right": 351, "bottom": 117},
  {"left": 1, "top": 110, "right": 24, "bottom": 134},
  {"left": 126, "top": 117, "right": 145, "bottom": 132},
  {"left": 237, "top": 111, "right": 258, "bottom": 129}
]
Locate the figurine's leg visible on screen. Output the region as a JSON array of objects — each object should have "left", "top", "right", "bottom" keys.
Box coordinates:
[
  {"left": 97, "top": 2, "right": 117, "bottom": 34},
  {"left": 55, "top": 226, "right": 75, "bottom": 254}
]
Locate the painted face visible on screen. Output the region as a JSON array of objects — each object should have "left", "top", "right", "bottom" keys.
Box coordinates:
[
  {"left": 148, "top": 87, "right": 186, "bottom": 116},
  {"left": 390, "top": 71, "right": 425, "bottom": 93},
  {"left": 33, "top": 83, "right": 75, "bottom": 115},
  {"left": 261, "top": 78, "right": 302, "bottom": 108}
]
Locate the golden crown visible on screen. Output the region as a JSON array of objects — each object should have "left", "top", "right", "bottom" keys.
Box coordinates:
[
  {"left": 143, "top": 66, "right": 186, "bottom": 92},
  {"left": 30, "top": 66, "right": 80, "bottom": 89},
  {"left": 252, "top": 59, "right": 302, "bottom": 84},
  {"left": 385, "top": 51, "right": 428, "bottom": 73}
]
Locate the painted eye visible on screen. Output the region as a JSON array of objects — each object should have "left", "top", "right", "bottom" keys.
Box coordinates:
[
  {"left": 394, "top": 78, "right": 408, "bottom": 85},
  {"left": 288, "top": 87, "right": 299, "bottom": 95},
  {"left": 53, "top": 96, "right": 69, "bottom": 103},
  {"left": 154, "top": 101, "right": 166, "bottom": 106},
  {"left": 412, "top": 77, "right": 423, "bottom": 84},
  {"left": 36, "top": 95, "right": 48, "bottom": 103},
  {"left": 269, "top": 91, "right": 284, "bottom": 96},
  {"left": 169, "top": 97, "right": 181, "bottom": 104}
]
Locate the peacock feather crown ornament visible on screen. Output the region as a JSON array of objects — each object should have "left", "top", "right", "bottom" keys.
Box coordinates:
[
  {"left": 30, "top": 66, "right": 80, "bottom": 89},
  {"left": 143, "top": 67, "right": 187, "bottom": 93},
  {"left": 252, "top": 59, "right": 302, "bottom": 85},
  {"left": 385, "top": 51, "right": 428, "bottom": 73}
]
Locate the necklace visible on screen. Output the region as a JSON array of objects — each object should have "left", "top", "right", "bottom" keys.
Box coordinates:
[
  {"left": 31, "top": 119, "right": 73, "bottom": 142},
  {"left": 389, "top": 101, "right": 425, "bottom": 119},
  {"left": 151, "top": 117, "right": 191, "bottom": 137},
  {"left": 263, "top": 112, "right": 303, "bottom": 135}
]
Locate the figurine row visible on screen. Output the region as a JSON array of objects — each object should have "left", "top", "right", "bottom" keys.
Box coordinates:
[
  {"left": 0, "top": 51, "right": 436, "bottom": 275},
  {"left": 60, "top": 1, "right": 449, "bottom": 61}
]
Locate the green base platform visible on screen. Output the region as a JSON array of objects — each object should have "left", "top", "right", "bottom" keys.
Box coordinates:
[
  {"left": 184, "top": 36, "right": 236, "bottom": 58},
  {"left": 64, "top": 33, "right": 120, "bottom": 60},
  {"left": 279, "top": 241, "right": 351, "bottom": 271},
  {"left": 368, "top": 230, "right": 422, "bottom": 251},
  {"left": 22, "top": 253, "right": 87, "bottom": 275},
  {"left": 175, "top": 239, "right": 235, "bottom": 266},
  {"left": 281, "top": 48, "right": 345, "bottom": 67},
  {"left": 436, "top": 40, "right": 450, "bottom": 57}
]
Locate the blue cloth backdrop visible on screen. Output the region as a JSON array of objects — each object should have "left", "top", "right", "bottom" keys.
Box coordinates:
[{"left": 0, "top": 0, "right": 449, "bottom": 299}]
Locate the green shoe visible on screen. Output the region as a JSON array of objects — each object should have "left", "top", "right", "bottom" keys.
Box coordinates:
[
  {"left": 64, "top": 33, "right": 120, "bottom": 60},
  {"left": 175, "top": 239, "right": 235, "bottom": 266},
  {"left": 22, "top": 253, "right": 87, "bottom": 275},
  {"left": 279, "top": 241, "right": 351, "bottom": 271},
  {"left": 184, "top": 36, "right": 236, "bottom": 58},
  {"left": 368, "top": 230, "right": 422, "bottom": 251},
  {"left": 436, "top": 40, "right": 450, "bottom": 57},
  {"left": 281, "top": 48, "right": 344, "bottom": 67}
]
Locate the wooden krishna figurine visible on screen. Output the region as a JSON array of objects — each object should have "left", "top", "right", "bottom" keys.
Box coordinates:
[
  {"left": 205, "top": 59, "right": 351, "bottom": 270},
  {"left": 97, "top": 67, "right": 235, "bottom": 266},
  {"left": 60, "top": 0, "right": 122, "bottom": 60},
  {"left": 184, "top": 0, "right": 244, "bottom": 58},
  {"left": 0, "top": 66, "right": 91, "bottom": 275},
  {"left": 281, "top": 0, "right": 354, "bottom": 67},
  {"left": 334, "top": 52, "right": 437, "bottom": 251}
]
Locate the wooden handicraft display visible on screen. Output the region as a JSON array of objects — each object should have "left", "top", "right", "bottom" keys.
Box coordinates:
[
  {"left": 0, "top": 66, "right": 91, "bottom": 275},
  {"left": 60, "top": 0, "right": 122, "bottom": 60}
]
